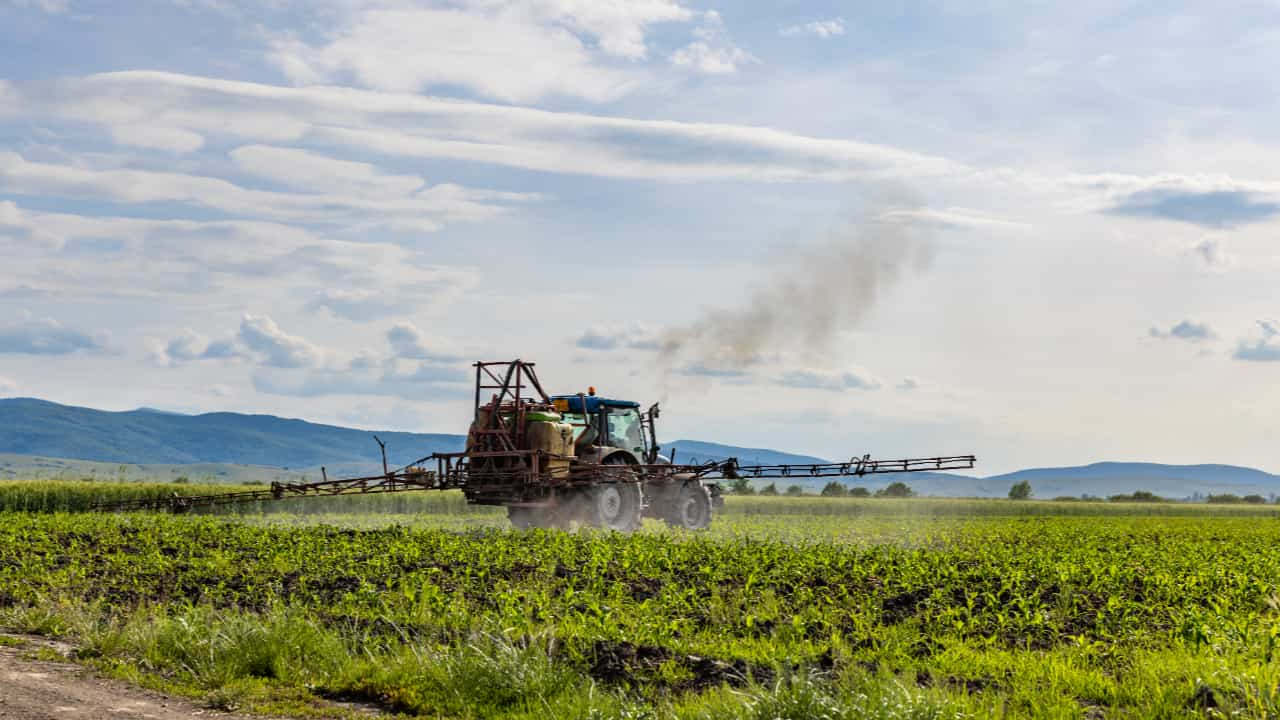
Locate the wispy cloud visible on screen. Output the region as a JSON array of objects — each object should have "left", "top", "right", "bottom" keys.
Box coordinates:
[
  {"left": 779, "top": 18, "right": 846, "bottom": 38},
  {"left": 0, "top": 315, "right": 107, "bottom": 355},
  {"left": 1233, "top": 321, "right": 1280, "bottom": 362},
  {"left": 1150, "top": 319, "right": 1215, "bottom": 343}
]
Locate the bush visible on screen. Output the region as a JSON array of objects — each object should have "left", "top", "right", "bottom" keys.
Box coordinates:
[
  {"left": 875, "top": 482, "right": 915, "bottom": 498},
  {"left": 847, "top": 487, "right": 870, "bottom": 498},
  {"left": 1008, "top": 480, "right": 1032, "bottom": 500},
  {"left": 1108, "top": 490, "right": 1165, "bottom": 503},
  {"left": 1207, "top": 494, "right": 1243, "bottom": 504},
  {"left": 784, "top": 485, "right": 805, "bottom": 497},
  {"left": 759, "top": 483, "right": 778, "bottom": 496},
  {"left": 819, "top": 482, "right": 847, "bottom": 498}
]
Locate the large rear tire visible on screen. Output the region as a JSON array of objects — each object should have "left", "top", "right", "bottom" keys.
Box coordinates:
[{"left": 664, "top": 482, "right": 712, "bottom": 530}]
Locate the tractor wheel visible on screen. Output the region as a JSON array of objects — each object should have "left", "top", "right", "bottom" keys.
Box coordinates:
[
  {"left": 664, "top": 482, "right": 712, "bottom": 530},
  {"left": 586, "top": 482, "right": 643, "bottom": 532}
]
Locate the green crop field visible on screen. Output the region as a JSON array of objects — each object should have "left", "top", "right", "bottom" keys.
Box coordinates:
[{"left": 1, "top": 481, "right": 1278, "bottom": 719}]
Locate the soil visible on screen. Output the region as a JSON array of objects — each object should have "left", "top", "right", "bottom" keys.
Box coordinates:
[{"left": 0, "top": 635, "right": 254, "bottom": 720}]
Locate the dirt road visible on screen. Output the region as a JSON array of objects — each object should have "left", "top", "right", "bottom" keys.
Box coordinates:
[{"left": 0, "top": 637, "right": 253, "bottom": 720}]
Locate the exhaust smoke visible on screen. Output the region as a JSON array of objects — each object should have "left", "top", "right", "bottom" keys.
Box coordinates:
[{"left": 659, "top": 207, "right": 936, "bottom": 375}]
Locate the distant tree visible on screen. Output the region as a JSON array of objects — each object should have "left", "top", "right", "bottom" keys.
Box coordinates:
[
  {"left": 848, "top": 486, "right": 871, "bottom": 498},
  {"left": 1008, "top": 480, "right": 1033, "bottom": 500},
  {"left": 1243, "top": 494, "right": 1267, "bottom": 505},
  {"left": 1051, "top": 495, "right": 1081, "bottom": 502},
  {"left": 785, "top": 484, "right": 805, "bottom": 497},
  {"left": 1207, "top": 494, "right": 1243, "bottom": 504},
  {"left": 1108, "top": 490, "right": 1165, "bottom": 503},
  {"left": 876, "top": 482, "right": 916, "bottom": 498},
  {"left": 820, "top": 481, "right": 847, "bottom": 498},
  {"left": 727, "top": 476, "right": 755, "bottom": 495},
  {"left": 759, "top": 482, "right": 778, "bottom": 496},
  {"left": 172, "top": 476, "right": 189, "bottom": 485}
]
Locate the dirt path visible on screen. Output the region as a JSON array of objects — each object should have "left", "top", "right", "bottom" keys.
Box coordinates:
[{"left": 0, "top": 637, "right": 255, "bottom": 720}]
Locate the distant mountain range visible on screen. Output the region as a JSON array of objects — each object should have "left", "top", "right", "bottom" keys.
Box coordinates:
[{"left": 1, "top": 398, "right": 1277, "bottom": 499}]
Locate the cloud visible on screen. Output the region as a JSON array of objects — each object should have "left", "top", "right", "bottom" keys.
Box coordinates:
[
  {"left": 1187, "top": 237, "right": 1231, "bottom": 269},
  {"left": 386, "top": 323, "right": 461, "bottom": 362},
  {"left": 0, "top": 377, "right": 15, "bottom": 395},
  {"left": 1149, "top": 319, "right": 1215, "bottom": 342},
  {"left": 109, "top": 124, "right": 205, "bottom": 153},
  {"left": 575, "top": 323, "right": 662, "bottom": 351},
  {"left": 0, "top": 151, "right": 537, "bottom": 226},
  {"left": 9, "top": 0, "right": 68, "bottom": 13},
  {"left": 1107, "top": 189, "right": 1280, "bottom": 228},
  {"left": 780, "top": 18, "right": 846, "bottom": 38},
  {"left": 229, "top": 144, "right": 423, "bottom": 197},
  {"left": 777, "top": 367, "right": 883, "bottom": 391},
  {"left": 0, "top": 316, "right": 107, "bottom": 355},
  {"left": 672, "top": 13, "right": 755, "bottom": 74},
  {"left": 877, "top": 206, "right": 1030, "bottom": 232},
  {"left": 150, "top": 329, "right": 243, "bottom": 367},
  {"left": 5, "top": 72, "right": 965, "bottom": 184},
  {"left": 897, "top": 377, "right": 920, "bottom": 391},
  {"left": 269, "top": 8, "right": 639, "bottom": 104},
  {"left": 1233, "top": 320, "right": 1280, "bottom": 363},
  {"left": 674, "top": 363, "right": 750, "bottom": 379},
  {"left": 237, "top": 314, "right": 323, "bottom": 368}
]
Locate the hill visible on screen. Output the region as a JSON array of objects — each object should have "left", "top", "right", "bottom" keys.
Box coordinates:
[
  {"left": 0, "top": 398, "right": 462, "bottom": 471},
  {"left": 1, "top": 398, "right": 1276, "bottom": 499}
]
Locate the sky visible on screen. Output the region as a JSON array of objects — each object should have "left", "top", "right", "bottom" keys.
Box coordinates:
[{"left": 1, "top": 0, "right": 1278, "bottom": 474}]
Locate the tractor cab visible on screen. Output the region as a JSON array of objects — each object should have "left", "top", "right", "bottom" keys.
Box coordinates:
[{"left": 551, "top": 392, "right": 661, "bottom": 464}]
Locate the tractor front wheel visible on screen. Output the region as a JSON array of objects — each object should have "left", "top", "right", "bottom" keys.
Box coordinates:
[{"left": 587, "top": 482, "right": 643, "bottom": 532}]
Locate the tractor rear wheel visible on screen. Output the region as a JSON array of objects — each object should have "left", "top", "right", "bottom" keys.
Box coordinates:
[{"left": 664, "top": 482, "right": 712, "bottom": 530}]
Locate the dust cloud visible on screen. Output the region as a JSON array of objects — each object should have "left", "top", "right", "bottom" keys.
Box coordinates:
[{"left": 658, "top": 206, "right": 936, "bottom": 375}]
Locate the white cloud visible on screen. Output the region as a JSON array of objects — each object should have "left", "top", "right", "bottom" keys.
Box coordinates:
[
  {"left": 109, "top": 124, "right": 206, "bottom": 153},
  {"left": 269, "top": 8, "right": 638, "bottom": 104},
  {"left": 575, "top": 323, "right": 662, "bottom": 351},
  {"left": 1149, "top": 320, "right": 1215, "bottom": 343},
  {"left": 1187, "top": 237, "right": 1231, "bottom": 269},
  {"left": 9, "top": 0, "right": 68, "bottom": 13},
  {"left": 877, "top": 206, "right": 1031, "bottom": 232},
  {"left": 672, "top": 14, "right": 755, "bottom": 75},
  {"left": 0, "top": 316, "right": 107, "bottom": 355},
  {"left": 780, "top": 18, "right": 846, "bottom": 38},
  {"left": 897, "top": 377, "right": 921, "bottom": 391},
  {"left": 237, "top": 314, "right": 324, "bottom": 368},
  {"left": 777, "top": 367, "right": 883, "bottom": 391},
  {"left": 0, "top": 151, "right": 538, "bottom": 226},
  {"left": 0, "top": 377, "right": 15, "bottom": 395},
  {"left": 1233, "top": 320, "right": 1280, "bottom": 363},
  {"left": 386, "top": 323, "right": 461, "bottom": 362},
  {"left": 4, "top": 72, "right": 967, "bottom": 184},
  {"left": 150, "top": 329, "right": 243, "bottom": 367},
  {"left": 230, "top": 144, "right": 424, "bottom": 197},
  {"left": 473, "top": 0, "right": 694, "bottom": 59}
]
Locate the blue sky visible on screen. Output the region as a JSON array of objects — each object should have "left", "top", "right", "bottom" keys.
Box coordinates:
[{"left": 1, "top": 0, "right": 1278, "bottom": 474}]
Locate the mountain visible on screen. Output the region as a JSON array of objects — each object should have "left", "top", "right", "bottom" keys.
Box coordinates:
[
  {"left": 0, "top": 398, "right": 463, "bottom": 471},
  {"left": 1, "top": 398, "right": 1276, "bottom": 498},
  {"left": 982, "top": 462, "right": 1280, "bottom": 499},
  {"left": 664, "top": 440, "right": 829, "bottom": 466}
]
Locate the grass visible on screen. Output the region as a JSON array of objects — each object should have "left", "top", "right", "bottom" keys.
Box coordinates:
[{"left": 2, "top": 485, "right": 1279, "bottom": 717}]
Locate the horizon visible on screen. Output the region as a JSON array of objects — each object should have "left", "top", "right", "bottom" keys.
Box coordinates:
[
  {"left": 2, "top": 2, "right": 1278, "bottom": 476},
  {"left": 4, "top": 395, "right": 1276, "bottom": 478}
]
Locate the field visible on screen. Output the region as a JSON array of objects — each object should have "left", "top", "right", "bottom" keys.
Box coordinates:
[{"left": 1, "top": 482, "right": 1279, "bottom": 718}]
